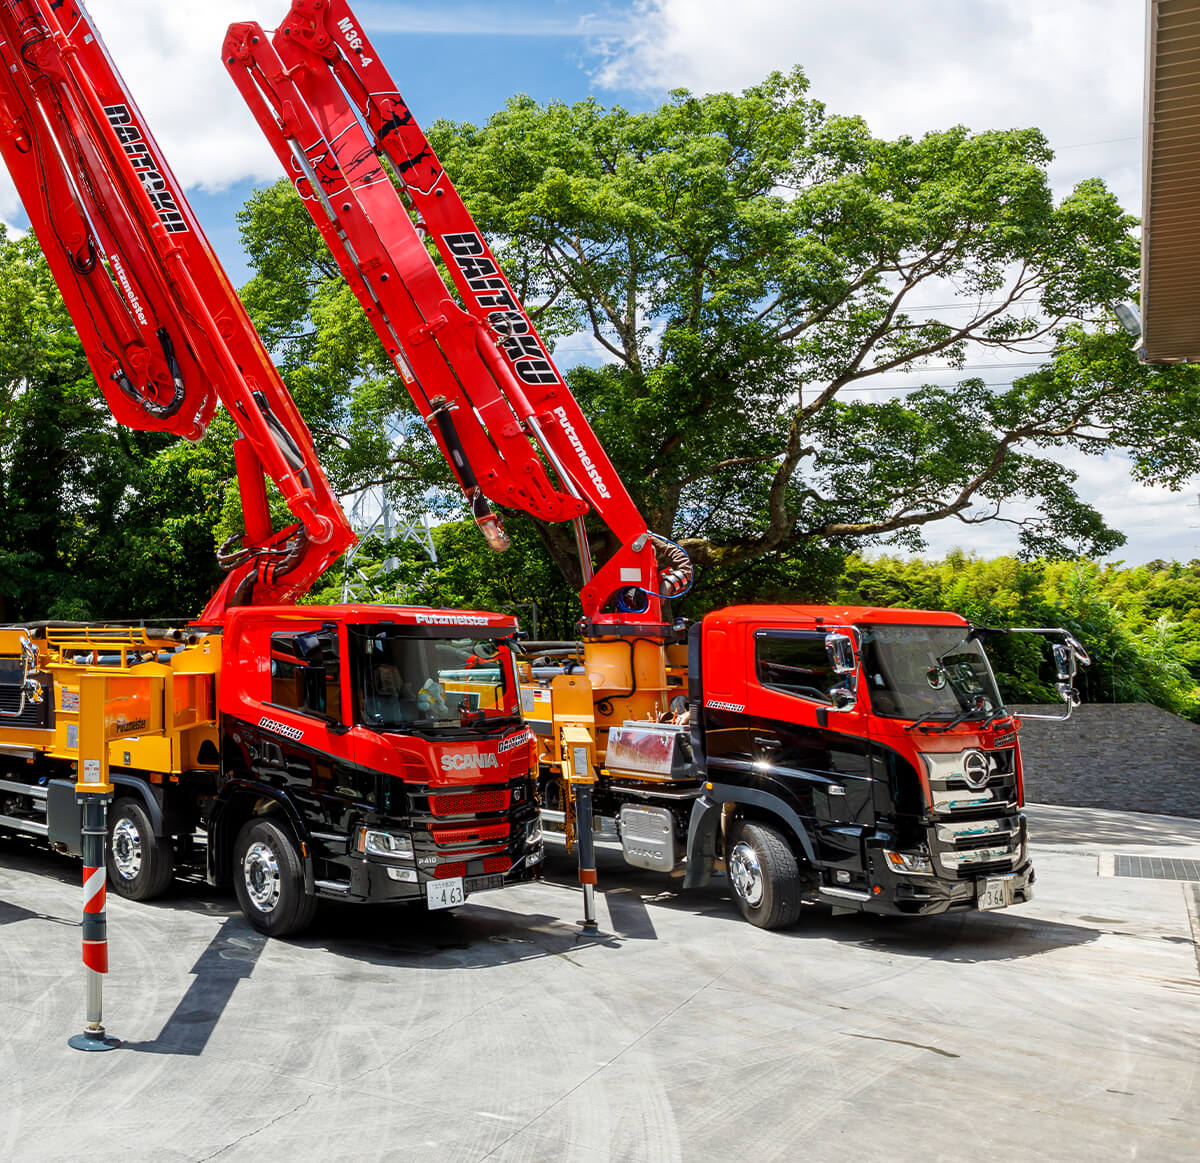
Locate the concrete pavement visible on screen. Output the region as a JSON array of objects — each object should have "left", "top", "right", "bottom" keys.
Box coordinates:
[{"left": 0, "top": 803, "right": 1197, "bottom": 1161}]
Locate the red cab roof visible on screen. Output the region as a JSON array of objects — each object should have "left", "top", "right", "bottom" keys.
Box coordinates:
[
  {"left": 208, "top": 604, "right": 519, "bottom": 631},
  {"left": 702, "top": 604, "right": 969, "bottom": 631}
]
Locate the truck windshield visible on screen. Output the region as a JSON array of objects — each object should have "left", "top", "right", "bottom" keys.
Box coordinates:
[
  {"left": 860, "top": 624, "right": 1005, "bottom": 722},
  {"left": 349, "top": 626, "right": 520, "bottom": 730}
]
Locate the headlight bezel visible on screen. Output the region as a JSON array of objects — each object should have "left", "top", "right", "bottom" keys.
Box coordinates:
[
  {"left": 882, "top": 848, "right": 935, "bottom": 876},
  {"left": 357, "top": 827, "right": 415, "bottom": 860}
]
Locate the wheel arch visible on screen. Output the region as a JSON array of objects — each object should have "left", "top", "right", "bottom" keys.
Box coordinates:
[
  {"left": 110, "top": 774, "right": 165, "bottom": 835},
  {"left": 207, "top": 780, "right": 313, "bottom": 892},
  {"left": 707, "top": 781, "right": 817, "bottom": 867}
]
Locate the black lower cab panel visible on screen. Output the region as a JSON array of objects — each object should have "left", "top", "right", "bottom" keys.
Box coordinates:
[{"left": 307, "top": 777, "right": 544, "bottom": 907}]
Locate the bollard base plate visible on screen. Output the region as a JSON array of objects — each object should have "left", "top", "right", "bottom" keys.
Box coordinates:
[{"left": 68, "top": 1031, "right": 120, "bottom": 1052}]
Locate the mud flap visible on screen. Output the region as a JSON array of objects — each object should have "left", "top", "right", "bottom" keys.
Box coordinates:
[
  {"left": 47, "top": 779, "right": 82, "bottom": 857},
  {"left": 683, "top": 794, "right": 721, "bottom": 889}
]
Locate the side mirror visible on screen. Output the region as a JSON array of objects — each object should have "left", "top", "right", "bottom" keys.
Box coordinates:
[
  {"left": 1003, "top": 627, "right": 1091, "bottom": 723},
  {"left": 830, "top": 684, "right": 857, "bottom": 710},
  {"left": 825, "top": 631, "right": 857, "bottom": 675},
  {"left": 1052, "top": 643, "right": 1075, "bottom": 683}
]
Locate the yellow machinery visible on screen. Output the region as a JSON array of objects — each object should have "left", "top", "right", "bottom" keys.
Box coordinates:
[{"left": 0, "top": 624, "right": 221, "bottom": 823}]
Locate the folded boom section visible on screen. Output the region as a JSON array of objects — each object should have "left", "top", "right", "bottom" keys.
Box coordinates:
[
  {"left": 0, "top": 0, "right": 354, "bottom": 619},
  {"left": 224, "top": 0, "right": 676, "bottom": 625}
]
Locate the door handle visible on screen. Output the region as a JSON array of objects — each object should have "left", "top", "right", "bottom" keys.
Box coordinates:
[{"left": 752, "top": 735, "right": 782, "bottom": 753}]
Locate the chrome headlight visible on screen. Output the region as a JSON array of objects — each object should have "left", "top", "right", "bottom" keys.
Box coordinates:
[
  {"left": 357, "top": 828, "right": 414, "bottom": 858},
  {"left": 883, "top": 849, "right": 934, "bottom": 876}
]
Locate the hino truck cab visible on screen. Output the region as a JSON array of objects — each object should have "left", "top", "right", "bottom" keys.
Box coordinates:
[{"left": 685, "top": 605, "right": 1085, "bottom": 927}]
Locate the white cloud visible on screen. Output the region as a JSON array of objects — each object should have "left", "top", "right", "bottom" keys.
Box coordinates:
[
  {"left": 352, "top": 1, "right": 632, "bottom": 37},
  {"left": 593, "top": 0, "right": 1144, "bottom": 211},
  {"left": 911, "top": 448, "right": 1200, "bottom": 565},
  {"left": 0, "top": 2, "right": 299, "bottom": 225},
  {"left": 82, "top": 0, "right": 287, "bottom": 193}
]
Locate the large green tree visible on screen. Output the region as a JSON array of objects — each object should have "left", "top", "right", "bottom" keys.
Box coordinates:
[
  {"left": 0, "top": 228, "right": 225, "bottom": 621},
  {"left": 238, "top": 67, "right": 1200, "bottom": 610}
]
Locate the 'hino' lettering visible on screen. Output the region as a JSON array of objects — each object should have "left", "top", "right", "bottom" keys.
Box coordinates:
[
  {"left": 259, "top": 716, "right": 304, "bottom": 742},
  {"left": 442, "top": 232, "right": 561, "bottom": 386},
  {"left": 553, "top": 406, "right": 611, "bottom": 498},
  {"left": 497, "top": 729, "right": 533, "bottom": 754},
  {"left": 440, "top": 752, "right": 500, "bottom": 772},
  {"left": 414, "top": 612, "right": 493, "bottom": 626},
  {"left": 103, "top": 105, "right": 188, "bottom": 234},
  {"left": 705, "top": 700, "right": 746, "bottom": 714}
]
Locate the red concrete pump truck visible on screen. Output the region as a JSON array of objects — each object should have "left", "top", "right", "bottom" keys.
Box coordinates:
[
  {"left": 0, "top": 0, "right": 542, "bottom": 938},
  {"left": 224, "top": 0, "right": 1089, "bottom": 929}
]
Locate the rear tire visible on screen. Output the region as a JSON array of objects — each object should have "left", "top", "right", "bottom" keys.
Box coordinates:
[
  {"left": 233, "top": 818, "right": 317, "bottom": 937},
  {"left": 727, "top": 820, "right": 803, "bottom": 929},
  {"left": 106, "top": 798, "right": 174, "bottom": 901}
]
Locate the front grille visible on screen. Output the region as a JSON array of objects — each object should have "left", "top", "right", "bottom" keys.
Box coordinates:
[
  {"left": 928, "top": 748, "right": 1017, "bottom": 818},
  {"left": 434, "top": 862, "right": 466, "bottom": 879},
  {"left": 432, "top": 822, "right": 510, "bottom": 846},
  {"left": 483, "top": 856, "right": 512, "bottom": 874},
  {"left": 925, "top": 747, "right": 1023, "bottom": 878},
  {"left": 0, "top": 682, "right": 49, "bottom": 729},
  {"left": 430, "top": 789, "right": 510, "bottom": 816}
]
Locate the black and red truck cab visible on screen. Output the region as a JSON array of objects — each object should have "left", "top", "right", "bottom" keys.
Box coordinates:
[
  {"left": 211, "top": 604, "right": 542, "bottom": 933},
  {"left": 685, "top": 605, "right": 1068, "bottom": 924}
]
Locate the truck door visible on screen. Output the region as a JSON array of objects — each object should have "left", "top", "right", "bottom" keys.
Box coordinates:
[
  {"left": 744, "top": 629, "right": 873, "bottom": 871},
  {"left": 257, "top": 625, "right": 375, "bottom": 821}
]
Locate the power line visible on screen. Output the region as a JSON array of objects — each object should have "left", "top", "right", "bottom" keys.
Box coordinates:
[
  {"left": 869, "top": 360, "right": 1043, "bottom": 371},
  {"left": 1056, "top": 134, "right": 1139, "bottom": 150},
  {"left": 838, "top": 381, "right": 1015, "bottom": 394}
]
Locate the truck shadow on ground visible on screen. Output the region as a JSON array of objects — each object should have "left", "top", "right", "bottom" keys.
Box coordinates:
[
  {"left": 540, "top": 845, "right": 1103, "bottom": 965},
  {"left": 1, "top": 835, "right": 619, "bottom": 968},
  {"left": 0, "top": 834, "right": 79, "bottom": 887},
  {"left": 117, "top": 888, "right": 619, "bottom": 1057}
]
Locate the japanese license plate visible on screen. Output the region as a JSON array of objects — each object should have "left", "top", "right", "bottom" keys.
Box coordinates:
[
  {"left": 426, "top": 877, "right": 465, "bottom": 910},
  {"left": 976, "top": 874, "right": 1014, "bottom": 911}
]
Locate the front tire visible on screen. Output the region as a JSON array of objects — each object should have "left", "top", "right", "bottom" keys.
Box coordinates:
[
  {"left": 106, "top": 798, "right": 174, "bottom": 901},
  {"left": 233, "top": 817, "right": 316, "bottom": 937},
  {"left": 727, "top": 820, "right": 803, "bottom": 929}
]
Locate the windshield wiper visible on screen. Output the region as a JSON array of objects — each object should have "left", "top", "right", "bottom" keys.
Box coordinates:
[
  {"left": 926, "top": 697, "right": 989, "bottom": 734},
  {"left": 904, "top": 709, "right": 954, "bottom": 732}
]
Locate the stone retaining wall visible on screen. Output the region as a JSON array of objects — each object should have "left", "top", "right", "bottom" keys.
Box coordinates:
[{"left": 1012, "top": 703, "right": 1200, "bottom": 819}]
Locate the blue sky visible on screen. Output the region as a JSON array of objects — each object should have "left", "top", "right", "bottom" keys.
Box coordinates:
[
  {"left": 174, "top": 2, "right": 662, "bottom": 285},
  {"left": 5, "top": 0, "right": 1185, "bottom": 562}
]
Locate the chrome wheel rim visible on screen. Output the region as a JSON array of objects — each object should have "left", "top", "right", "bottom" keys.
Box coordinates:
[
  {"left": 730, "top": 841, "right": 764, "bottom": 908},
  {"left": 111, "top": 817, "right": 143, "bottom": 881},
  {"left": 243, "top": 841, "right": 282, "bottom": 913}
]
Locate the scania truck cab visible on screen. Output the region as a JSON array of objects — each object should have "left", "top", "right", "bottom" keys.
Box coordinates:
[{"left": 0, "top": 606, "right": 542, "bottom": 936}]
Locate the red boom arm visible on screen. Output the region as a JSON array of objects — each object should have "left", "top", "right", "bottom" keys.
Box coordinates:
[
  {"left": 223, "top": 0, "right": 691, "bottom": 627},
  {"left": 0, "top": 0, "right": 355, "bottom": 621}
]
